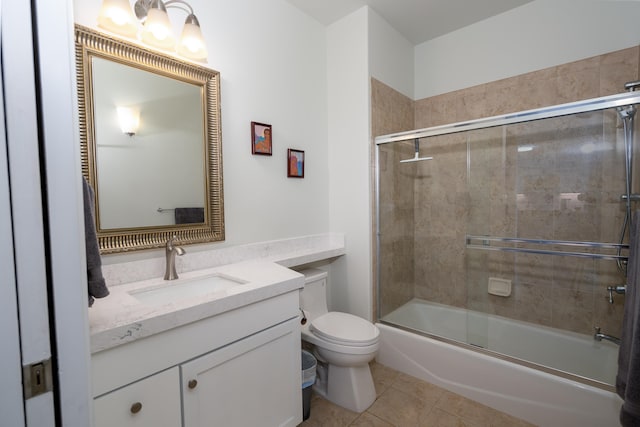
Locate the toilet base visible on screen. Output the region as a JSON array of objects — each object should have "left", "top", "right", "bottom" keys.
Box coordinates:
[{"left": 313, "top": 362, "right": 376, "bottom": 413}]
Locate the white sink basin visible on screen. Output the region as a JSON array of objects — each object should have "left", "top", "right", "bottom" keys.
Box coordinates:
[{"left": 129, "top": 273, "right": 247, "bottom": 306}]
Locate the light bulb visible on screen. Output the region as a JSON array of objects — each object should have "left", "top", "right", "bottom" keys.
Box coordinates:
[
  {"left": 177, "top": 14, "right": 207, "bottom": 61},
  {"left": 141, "top": 6, "right": 175, "bottom": 50},
  {"left": 98, "top": 0, "right": 138, "bottom": 38}
]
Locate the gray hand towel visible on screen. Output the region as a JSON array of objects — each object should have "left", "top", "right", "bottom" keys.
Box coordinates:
[
  {"left": 83, "top": 178, "right": 109, "bottom": 307},
  {"left": 617, "top": 210, "right": 640, "bottom": 426},
  {"left": 175, "top": 207, "right": 204, "bottom": 224}
]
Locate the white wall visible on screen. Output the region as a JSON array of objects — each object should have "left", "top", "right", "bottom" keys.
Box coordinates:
[
  {"left": 333, "top": 7, "right": 413, "bottom": 320},
  {"left": 415, "top": 0, "right": 640, "bottom": 99},
  {"left": 327, "top": 8, "right": 372, "bottom": 319},
  {"left": 368, "top": 8, "right": 414, "bottom": 100},
  {"left": 74, "top": 0, "right": 329, "bottom": 257}
]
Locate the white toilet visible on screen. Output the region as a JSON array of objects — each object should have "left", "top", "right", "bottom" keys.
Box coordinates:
[{"left": 298, "top": 268, "right": 380, "bottom": 413}]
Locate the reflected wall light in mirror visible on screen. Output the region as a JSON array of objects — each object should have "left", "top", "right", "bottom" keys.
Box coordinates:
[
  {"left": 117, "top": 106, "right": 140, "bottom": 136},
  {"left": 98, "top": 0, "right": 208, "bottom": 62}
]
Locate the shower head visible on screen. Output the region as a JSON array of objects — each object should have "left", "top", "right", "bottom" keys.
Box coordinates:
[
  {"left": 400, "top": 152, "right": 433, "bottom": 163},
  {"left": 400, "top": 138, "right": 432, "bottom": 163}
]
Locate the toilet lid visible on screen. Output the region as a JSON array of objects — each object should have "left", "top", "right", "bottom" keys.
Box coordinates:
[{"left": 310, "top": 312, "right": 380, "bottom": 346}]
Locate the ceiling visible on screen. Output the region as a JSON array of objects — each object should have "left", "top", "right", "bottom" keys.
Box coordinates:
[{"left": 285, "top": 0, "right": 533, "bottom": 45}]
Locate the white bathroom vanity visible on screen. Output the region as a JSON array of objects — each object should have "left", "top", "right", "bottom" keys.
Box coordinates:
[{"left": 89, "top": 261, "right": 305, "bottom": 427}]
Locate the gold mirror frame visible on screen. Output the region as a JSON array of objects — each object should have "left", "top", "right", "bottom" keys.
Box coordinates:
[{"left": 75, "top": 25, "right": 224, "bottom": 254}]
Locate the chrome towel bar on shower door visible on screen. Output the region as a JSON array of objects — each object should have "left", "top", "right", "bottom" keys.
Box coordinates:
[{"left": 466, "top": 235, "right": 629, "bottom": 261}]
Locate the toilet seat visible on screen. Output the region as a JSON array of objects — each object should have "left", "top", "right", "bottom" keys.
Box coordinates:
[
  {"left": 310, "top": 312, "right": 380, "bottom": 347},
  {"left": 301, "top": 324, "right": 379, "bottom": 356}
]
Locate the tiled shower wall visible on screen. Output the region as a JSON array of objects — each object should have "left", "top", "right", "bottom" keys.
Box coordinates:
[
  {"left": 371, "top": 82, "right": 415, "bottom": 318},
  {"left": 374, "top": 46, "right": 640, "bottom": 336}
]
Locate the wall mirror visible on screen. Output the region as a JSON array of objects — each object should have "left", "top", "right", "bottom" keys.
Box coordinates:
[{"left": 75, "top": 25, "right": 224, "bottom": 254}]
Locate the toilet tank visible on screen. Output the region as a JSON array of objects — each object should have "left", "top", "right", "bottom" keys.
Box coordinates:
[{"left": 298, "top": 268, "right": 328, "bottom": 321}]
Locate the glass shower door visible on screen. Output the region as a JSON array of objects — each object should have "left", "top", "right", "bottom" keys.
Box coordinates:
[{"left": 465, "top": 110, "right": 627, "bottom": 385}]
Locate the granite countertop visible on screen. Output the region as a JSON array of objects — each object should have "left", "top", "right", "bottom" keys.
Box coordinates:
[{"left": 88, "top": 261, "right": 304, "bottom": 354}]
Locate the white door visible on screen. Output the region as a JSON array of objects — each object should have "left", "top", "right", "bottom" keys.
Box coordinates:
[
  {"left": 0, "top": 15, "right": 26, "bottom": 423},
  {"left": 32, "top": 0, "right": 94, "bottom": 423},
  {"left": 2, "top": 0, "right": 56, "bottom": 423},
  {"left": 1, "top": 0, "right": 92, "bottom": 425}
]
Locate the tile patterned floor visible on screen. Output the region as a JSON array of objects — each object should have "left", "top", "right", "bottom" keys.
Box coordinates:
[{"left": 299, "top": 362, "right": 536, "bottom": 427}]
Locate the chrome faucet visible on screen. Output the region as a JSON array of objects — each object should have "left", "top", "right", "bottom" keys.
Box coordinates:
[
  {"left": 594, "top": 327, "right": 621, "bottom": 345},
  {"left": 164, "top": 236, "right": 185, "bottom": 280}
]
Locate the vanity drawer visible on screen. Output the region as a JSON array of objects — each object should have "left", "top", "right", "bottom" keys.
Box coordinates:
[{"left": 94, "top": 367, "right": 181, "bottom": 427}]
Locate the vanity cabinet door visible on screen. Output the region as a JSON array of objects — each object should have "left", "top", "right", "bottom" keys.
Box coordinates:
[
  {"left": 182, "top": 318, "right": 301, "bottom": 427},
  {"left": 94, "top": 367, "right": 181, "bottom": 427}
]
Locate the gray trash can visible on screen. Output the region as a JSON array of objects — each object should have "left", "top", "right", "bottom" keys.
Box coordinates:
[{"left": 301, "top": 350, "right": 317, "bottom": 421}]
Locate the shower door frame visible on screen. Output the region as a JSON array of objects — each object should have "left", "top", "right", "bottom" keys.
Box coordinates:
[{"left": 375, "top": 91, "right": 640, "bottom": 145}]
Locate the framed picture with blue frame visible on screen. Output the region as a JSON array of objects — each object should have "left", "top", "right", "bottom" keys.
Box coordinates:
[
  {"left": 287, "top": 149, "right": 304, "bottom": 178},
  {"left": 251, "top": 121, "right": 272, "bottom": 155}
]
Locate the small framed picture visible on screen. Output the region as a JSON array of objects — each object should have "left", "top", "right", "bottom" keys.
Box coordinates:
[
  {"left": 287, "top": 149, "right": 305, "bottom": 178},
  {"left": 251, "top": 121, "right": 272, "bottom": 155}
]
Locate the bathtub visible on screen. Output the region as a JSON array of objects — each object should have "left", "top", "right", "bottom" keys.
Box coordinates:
[{"left": 377, "top": 299, "right": 622, "bottom": 427}]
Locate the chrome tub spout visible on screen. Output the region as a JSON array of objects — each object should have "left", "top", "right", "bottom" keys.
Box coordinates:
[{"left": 594, "top": 327, "right": 621, "bottom": 345}]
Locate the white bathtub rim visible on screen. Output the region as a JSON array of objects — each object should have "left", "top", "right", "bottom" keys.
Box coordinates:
[
  {"left": 377, "top": 323, "right": 622, "bottom": 427},
  {"left": 381, "top": 298, "right": 618, "bottom": 387},
  {"left": 379, "top": 318, "right": 616, "bottom": 392}
]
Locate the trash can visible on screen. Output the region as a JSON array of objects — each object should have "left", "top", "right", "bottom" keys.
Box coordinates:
[{"left": 301, "top": 350, "right": 317, "bottom": 421}]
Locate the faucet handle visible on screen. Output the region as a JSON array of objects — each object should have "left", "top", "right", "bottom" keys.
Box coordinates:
[
  {"left": 606, "top": 285, "right": 626, "bottom": 304},
  {"left": 166, "top": 234, "right": 178, "bottom": 248},
  {"left": 166, "top": 235, "right": 186, "bottom": 256},
  {"left": 606, "top": 287, "right": 614, "bottom": 304}
]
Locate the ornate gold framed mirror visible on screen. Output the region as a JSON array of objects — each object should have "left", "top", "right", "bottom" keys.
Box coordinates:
[{"left": 75, "top": 25, "right": 224, "bottom": 253}]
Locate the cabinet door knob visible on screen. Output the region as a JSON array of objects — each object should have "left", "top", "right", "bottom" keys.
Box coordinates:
[
  {"left": 130, "top": 402, "right": 142, "bottom": 414},
  {"left": 188, "top": 379, "right": 198, "bottom": 389}
]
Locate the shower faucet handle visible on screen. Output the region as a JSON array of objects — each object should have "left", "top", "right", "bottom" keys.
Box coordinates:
[
  {"left": 606, "top": 285, "right": 626, "bottom": 304},
  {"left": 624, "top": 80, "right": 640, "bottom": 92}
]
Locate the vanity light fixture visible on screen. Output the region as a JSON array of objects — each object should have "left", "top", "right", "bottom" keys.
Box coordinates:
[
  {"left": 98, "top": 0, "right": 208, "bottom": 62},
  {"left": 117, "top": 106, "right": 140, "bottom": 136}
]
